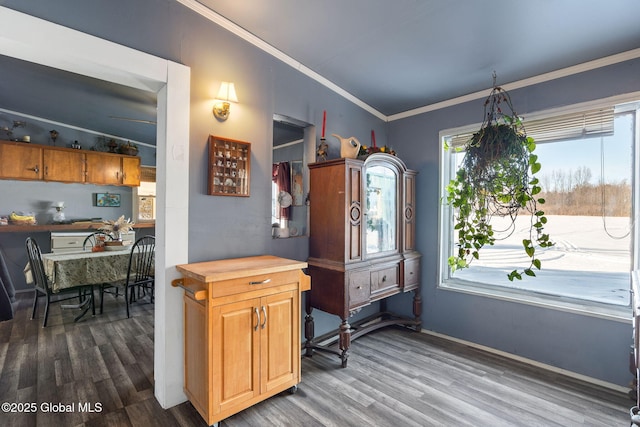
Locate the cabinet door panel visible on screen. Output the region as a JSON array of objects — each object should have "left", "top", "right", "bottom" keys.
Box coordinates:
[
  {"left": 44, "top": 149, "right": 85, "bottom": 182},
  {"left": 85, "top": 152, "right": 121, "bottom": 185},
  {"left": 365, "top": 164, "right": 398, "bottom": 254},
  {"left": 122, "top": 156, "right": 140, "bottom": 186},
  {"left": 262, "top": 290, "right": 298, "bottom": 394},
  {"left": 348, "top": 163, "right": 363, "bottom": 262},
  {"left": 403, "top": 171, "right": 417, "bottom": 251},
  {"left": 212, "top": 298, "right": 260, "bottom": 414},
  {"left": 183, "top": 296, "right": 209, "bottom": 418},
  {"left": 0, "top": 142, "right": 42, "bottom": 180}
]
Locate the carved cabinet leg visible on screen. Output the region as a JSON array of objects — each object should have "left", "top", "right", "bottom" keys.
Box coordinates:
[
  {"left": 412, "top": 289, "right": 422, "bottom": 331},
  {"left": 338, "top": 318, "right": 351, "bottom": 368},
  {"left": 304, "top": 303, "right": 315, "bottom": 357}
]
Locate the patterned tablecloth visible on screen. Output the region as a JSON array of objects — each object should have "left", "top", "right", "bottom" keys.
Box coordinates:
[
  {"left": 25, "top": 246, "right": 155, "bottom": 293},
  {"left": 41, "top": 249, "right": 133, "bottom": 293}
]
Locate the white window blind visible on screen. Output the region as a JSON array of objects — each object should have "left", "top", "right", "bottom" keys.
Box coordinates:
[{"left": 448, "top": 107, "right": 615, "bottom": 148}]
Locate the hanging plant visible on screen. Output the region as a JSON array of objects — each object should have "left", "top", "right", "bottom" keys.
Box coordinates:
[{"left": 445, "top": 82, "right": 553, "bottom": 281}]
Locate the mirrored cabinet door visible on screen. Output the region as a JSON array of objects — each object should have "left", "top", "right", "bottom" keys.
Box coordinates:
[{"left": 365, "top": 164, "right": 398, "bottom": 255}]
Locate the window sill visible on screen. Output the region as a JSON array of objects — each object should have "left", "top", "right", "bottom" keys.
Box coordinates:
[{"left": 440, "top": 279, "right": 631, "bottom": 323}]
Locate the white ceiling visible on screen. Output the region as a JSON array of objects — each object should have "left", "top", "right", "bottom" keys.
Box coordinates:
[{"left": 2, "top": 1, "right": 640, "bottom": 146}]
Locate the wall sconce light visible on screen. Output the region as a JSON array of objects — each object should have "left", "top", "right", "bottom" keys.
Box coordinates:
[{"left": 213, "top": 82, "right": 238, "bottom": 121}]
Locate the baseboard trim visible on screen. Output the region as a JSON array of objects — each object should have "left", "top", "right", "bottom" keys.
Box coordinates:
[{"left": 421, "top": 329, "right": 629, "bottom": 394}]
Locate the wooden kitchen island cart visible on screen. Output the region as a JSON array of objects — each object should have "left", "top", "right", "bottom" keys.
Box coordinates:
[{"left": 172, "top": 255, "right": 310, "bottom": 426}]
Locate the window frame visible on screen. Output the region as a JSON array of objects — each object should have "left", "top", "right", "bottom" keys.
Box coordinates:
[{"left": 437, "top": 93, "right": 640, "bottom": 321}]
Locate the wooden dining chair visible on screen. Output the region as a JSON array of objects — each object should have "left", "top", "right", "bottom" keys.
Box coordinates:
[
  {"left": 82, "top": 231, "right": 112, "bottom": 251},
  {"left": 100, "top": 235, "right": 155, "bottom": 318},
  {"left": 83, "top": 231, "right": 121, "bottom": 300},
  {"left": 26, "top": 237, "right": 94, "bottom": 327}
]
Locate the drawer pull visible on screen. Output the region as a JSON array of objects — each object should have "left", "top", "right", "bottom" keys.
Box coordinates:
[
  {"left": 250, "top": 278, "right": 271, "bottom": 285},
  {"left": 261, "top": 306, "right": 267, "bottom": 329},
  {"left": 67, "top": 241, "right": 79, "bottom": 245},
  {"left": 254, "top": 307, "right": 260, "bottom": 331},
  {"left": 382, "top": 275, "right": 387, "bottom": 282}
]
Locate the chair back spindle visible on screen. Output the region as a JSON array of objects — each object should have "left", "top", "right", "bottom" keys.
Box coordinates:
[{"left": 25, "top": 238, "right": 52, "bottom": 295}]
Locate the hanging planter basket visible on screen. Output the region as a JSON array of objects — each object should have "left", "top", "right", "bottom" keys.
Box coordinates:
[{"left": 445, "top": 82, "right": 554, "bottom": 281}]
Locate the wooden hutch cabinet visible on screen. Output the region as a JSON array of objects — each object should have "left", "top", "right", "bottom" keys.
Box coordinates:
[
  {"left": 305, "top": 153, "right": 421, "bottom": 367},
  {"left": 173, "top": 256, "right": 311, "bottom": 426}
]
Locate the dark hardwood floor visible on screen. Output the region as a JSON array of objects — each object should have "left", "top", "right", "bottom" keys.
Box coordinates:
[{"left": 0, "top": 292, "right": 632, "bottom": 426}]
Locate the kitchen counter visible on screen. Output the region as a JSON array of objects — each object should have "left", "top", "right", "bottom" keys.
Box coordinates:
[{"left": 0, "top": 221, "right": 155, "bottom": 233}]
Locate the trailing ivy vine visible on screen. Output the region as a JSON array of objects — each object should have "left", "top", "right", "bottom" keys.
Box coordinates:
[{"left": 445, "top": 85, "right": 554, "bottom": 281}]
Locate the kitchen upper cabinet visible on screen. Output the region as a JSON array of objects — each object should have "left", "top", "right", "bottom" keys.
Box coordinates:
[
  {"left": 121, "top": 156, "right": 141, "bottom": 186},
  {"left": 43, "top": 148, "right": 85, "bottom": 182},
  {"left": 0, "top": 140, "right": 43, "bottom": 180},
  {"left": 0, "top": 139, "right": 141, "bottom": 187},
  {"left": 85, "top": 152, "right": 122, "bottom": 185}
]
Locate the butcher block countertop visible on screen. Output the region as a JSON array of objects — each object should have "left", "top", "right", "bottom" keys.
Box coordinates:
[{"left": 176, "top": 255, "right": 308, "bottom": 283}]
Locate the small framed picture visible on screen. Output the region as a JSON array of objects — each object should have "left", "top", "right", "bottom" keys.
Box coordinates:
[{"left": 96, "top": 193, "right": 121, "bottom": 207}]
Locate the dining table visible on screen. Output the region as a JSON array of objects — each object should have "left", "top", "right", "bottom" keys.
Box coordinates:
[
  {"left": 40, "top": 248, "right": 135, "bottom": 293},
  {"left": 24, "top": 246, "right": 140, "bottom": 321}
]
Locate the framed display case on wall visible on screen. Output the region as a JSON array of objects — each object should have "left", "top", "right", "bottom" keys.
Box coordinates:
[{"left": 208, "top": 135, "right": 251, "bottom": 196}]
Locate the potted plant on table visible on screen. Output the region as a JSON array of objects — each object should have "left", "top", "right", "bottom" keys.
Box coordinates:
[{"left": 445, "top": 83, "right": 553, "bottom": 281}]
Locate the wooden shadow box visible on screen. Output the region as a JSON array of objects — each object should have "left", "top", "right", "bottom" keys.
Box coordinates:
[{"left": 207, "top": 135, "right": 251, "bottom": 197}]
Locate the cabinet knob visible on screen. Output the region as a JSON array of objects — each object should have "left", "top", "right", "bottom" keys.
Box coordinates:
[{"left": 29, "top": 165, "right": 39, "bottom": 174}]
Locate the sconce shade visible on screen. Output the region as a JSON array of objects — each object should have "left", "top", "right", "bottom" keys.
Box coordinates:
[
  {"left": 216, "top": 82, "right": 238, "bottom": 103},
  {"left": 213, "top": 82, "right": 238, "bottom": 121}
]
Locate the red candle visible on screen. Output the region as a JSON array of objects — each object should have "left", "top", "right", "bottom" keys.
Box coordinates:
[
  {"left": 322, "top": 110, "right": 326, "bottom": 138},
  {"left": 371, "top": 130, "right": 376, "bottom": 148}
]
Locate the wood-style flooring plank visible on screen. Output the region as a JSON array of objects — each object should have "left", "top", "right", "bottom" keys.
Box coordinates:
[{"left": 0, "top": 293, "right": 633, "bottom": 427}]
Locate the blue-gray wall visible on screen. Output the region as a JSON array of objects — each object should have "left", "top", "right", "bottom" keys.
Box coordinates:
[
  {"left": 387, "top": 58, "right": 640, "bottom": 387},
  {"left": 3, "top": 0, "right": 638, "bottom": 387}
]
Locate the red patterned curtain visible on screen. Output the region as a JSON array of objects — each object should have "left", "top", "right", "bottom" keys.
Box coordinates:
[{"left": 272, "top": 162, "right": 291, "bottom": 220}]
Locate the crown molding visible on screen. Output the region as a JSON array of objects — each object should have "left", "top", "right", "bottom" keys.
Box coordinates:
[
  {"left": 389, "top": 47, "right": 640, "bottom": 122},
  {"left": 175, "top": 0, "right": 386, "bottom": 120},
  {"left": 177, "top": 1, "right": 640, "bottom": 123}
]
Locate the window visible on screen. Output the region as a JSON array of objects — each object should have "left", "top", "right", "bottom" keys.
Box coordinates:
[{"left": 439, "top": 99, "right": 639, "bottom": 311}]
